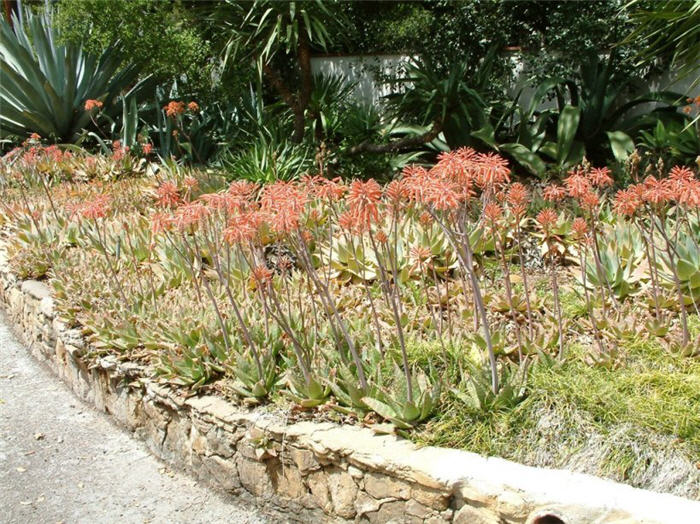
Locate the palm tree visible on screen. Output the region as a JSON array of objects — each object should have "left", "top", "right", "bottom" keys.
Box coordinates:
[
  {"left": 214, "top": 0, "right": 343, "bottom": 143},
  {"left": 625, "top": 0, "right": 700, "bottom": 85}
]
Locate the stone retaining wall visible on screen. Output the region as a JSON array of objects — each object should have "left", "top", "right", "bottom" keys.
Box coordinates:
[{"left": 1, "top": 247, "right": 698, "bottom": 524}]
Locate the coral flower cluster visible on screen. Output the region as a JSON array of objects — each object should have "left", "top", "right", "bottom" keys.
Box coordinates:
[
  {"left": 614, "top": 166, "right": 700, "bottom": 216},
  {"left": 163, "top": 100, "right": 200, "bottom": 118}
]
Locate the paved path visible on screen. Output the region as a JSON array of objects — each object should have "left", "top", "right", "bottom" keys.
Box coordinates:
[{"left": 0, "top": 311, "right": 271, "bottom": 524}]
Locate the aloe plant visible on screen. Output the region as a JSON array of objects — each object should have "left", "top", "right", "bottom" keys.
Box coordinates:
[
  {"left": 0, "top": 7, "right": 145, "bottom": 142},
  {"left": 660, "top": 231, "right": 700, "bottom": 306},
  {"left": 362, "top": 364, "right": 440, "bottom": 429},
  {"left": 452, "top": 360, "right": 527, "bottom": 414},
  {"left": 584, "top": 246, "right": 643, "bottom": 301}
]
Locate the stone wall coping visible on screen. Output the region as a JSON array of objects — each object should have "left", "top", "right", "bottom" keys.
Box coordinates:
[{"left": 1, "top": 243, "right": 698, "bottom": 523}]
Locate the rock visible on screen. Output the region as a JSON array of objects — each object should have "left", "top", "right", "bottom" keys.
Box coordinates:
[
  {"left": 426, "top": 516, "right": 452, "bottom": 524},
  {"left": 405, "top": 499, "right": 433, "bottom": 519},
  {"left": 496, "top": 491, "right": 529, "bottom": 520},
  {"left": 273, "top": 464, "right": 308, "bottom": 501},
  {"left": 201, "top": 455, "right": 239, "bottom": 492},
  {"left": 192, "top": 433, "right": 208, "bottom": 456},
  {"left": 55, "top": 338, "right": 66, "bottom": 363},
  {"left": 454, "top": 504, "right": 501, "bottom": 524},
  {"left": 405, "top": 468, "right": 448, "bottom": 490},
  {"left": 364, "top": 472, "right": 411, "bottom": 500},
  {"left": 327, "top": 467, "right": 358, "bottom": 518},
  {"left": 290, "top": 447, "right": 319, "bottom": 474},
  {"left": 21, "top": 280, "right": 51, "bottom": 300},
  {"left": 355, "top": 491, "right": 385, "bottom": 516},
  {"left": 411, "top": 485, "right": 450, "bottom": 511},
  {"left": 348, "top": 465, "right": 364, "bottom": 479},
  {"left": 162, "top": 415, "right": 192, "bottom": 467},
  {"left": 307, "top": 471, "right": 332, "bottom": 513},
  {"left": 236, "top": 456, "right": 273, "bottom": 498},
  {"left": 39, "top": 296, "right": 54, "bottom": 318},
  {"left": 205, "top": 426, "right": 237, "bottom": 458},
  {"left": 237, "top": 441, "right": 261, "bottom": 461},
  {"left": 368, "top": 500, "right": 409, "bottom": 523}
]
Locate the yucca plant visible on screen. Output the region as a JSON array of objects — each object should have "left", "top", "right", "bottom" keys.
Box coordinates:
[
  {"left": 220, "top": 134, "right": 313, "bottom": 183},
  {"left": 0, "top": 7, "right": 145, "bottom": 142}
]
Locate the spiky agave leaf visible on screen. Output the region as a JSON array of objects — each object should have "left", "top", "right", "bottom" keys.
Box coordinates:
[{"left": 0, "top": 7, "right": 147, "bottom": 142}]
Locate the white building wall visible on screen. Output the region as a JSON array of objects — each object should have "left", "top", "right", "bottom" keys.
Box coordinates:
[
  {"left": 311, "top": 54, "right": 699, "bottom": 112},
  {"left": 310, "top": 55, "right": 415, "bottom": 106}
]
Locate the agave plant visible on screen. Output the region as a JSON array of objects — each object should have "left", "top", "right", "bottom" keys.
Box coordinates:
[{"left": 0, "top": 7, "right": 145, "bottom": 142}]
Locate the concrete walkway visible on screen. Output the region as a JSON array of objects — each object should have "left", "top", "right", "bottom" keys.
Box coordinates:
[{"left": 0, "top": 312, "right": 271, "bottom": 524}]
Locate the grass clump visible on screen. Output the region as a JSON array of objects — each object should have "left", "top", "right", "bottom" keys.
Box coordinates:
[{"left": 416, "top": 336, "right": 700, "bottom": 497}]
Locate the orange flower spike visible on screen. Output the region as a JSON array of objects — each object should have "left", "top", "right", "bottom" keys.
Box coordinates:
[
  {"left": 375, "top": 230, "right": 388, "bottom": 244},
  {"left": 418, "top": 211, "right": 433, "bottom": 226},
  {"left": 642, "top": 176, "right": 672, "bottom": 206},
  {"left": 348, "top": 179, "right": 382, "bottom": 229},
  {"left": 151, "top": 212, "right": 173, "bottom": 235},
  {"left": 588, "top": 167, "right": 613, "bottom": 188},
  {"left": 483, "top": 202, "right": 503, "bottom": 224},
  {"left": 155, "top": 181, "right": 181, "bottom": 208},
  {"left": 301, "top": 230, "right": 313, "bottom": 244},
  {"left": 79, "top": 194, "right": 111, "bottom": 220},
  {"left": 223, "top": 213, "right": 257, "bottom": 244},
  {"left": 475, "top": 152, "right": 511, "bottom": 189},
  {"left": 427, "top": 177, "right": 461, "bottom": 211},
  {"left": 613, "top": 187, "right": 641, "bottom": 217},
  {"left": 507, "top": 182, "right": 529, "bottom": 218},
  {"left": 338, "top": 210, "right": 356, "bottom": 232},
  {"left": 572, "top": 217, "right": 589, "bottom": 241},
  {"left": 385, "top": 179, "right": 407, "bottom": 205},
  {"left": 536, "top": 208, "right": 558, "bottom": 232},
  {"left": 315, "top": 177, "right": 347, "bottom": 201},
  {"left": 183, "top": 176, "right": 199, "bottom": 190},
  {"left": 564, "top": 172, "right": 592, "bottom": 199},
  {"left": 580, "top": 190, "right": 600, "bottom": 210},
  {"left": 410, "top": 245, "right": 432, "bottom": 263},
  {"left": 173, "top": 202, "right": 210, "bottom": 231},
  {"left": 251, "top": 265, "right": 273, "bottom": 285},
  {"left": 543, "top": 184, "right": 567, "bottom": 202},
  {"left": 669, "top": 166, "right": 695, "bottom": 183}
]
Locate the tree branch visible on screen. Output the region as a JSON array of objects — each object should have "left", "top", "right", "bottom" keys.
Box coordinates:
[{"left": 348, "top": 119, "right": 444, "bottom": 155}]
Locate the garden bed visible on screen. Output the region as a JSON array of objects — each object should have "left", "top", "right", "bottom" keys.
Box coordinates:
[
  {"left": 2, "top": 244, "right": 699, "bottom": 523},
  {"left": 1, "top": 145, "right": 700, "bottom": 522}
]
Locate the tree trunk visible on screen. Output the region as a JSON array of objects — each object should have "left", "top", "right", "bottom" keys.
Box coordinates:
[
  {"left": 3, "top": 0, "right": 14, "bottom": 27},
  {"left": 292, "top": 108, "right": 306, "bottom": 144},
  {"left": 292, "top": 29, "right": 313, "bottom": 144}
]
